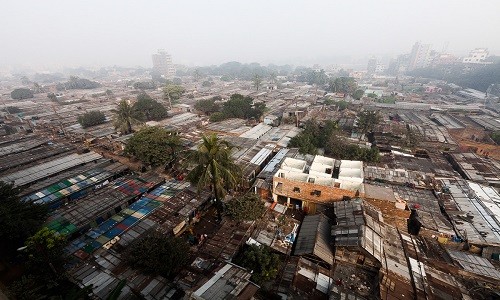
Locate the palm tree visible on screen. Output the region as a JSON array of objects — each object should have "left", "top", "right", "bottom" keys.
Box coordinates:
[
  {"left": 112, "top": 100, "right": 142, "bottom": 134},
  {"left": 186, "top": 134, "right": 240, "bottom": 221}
]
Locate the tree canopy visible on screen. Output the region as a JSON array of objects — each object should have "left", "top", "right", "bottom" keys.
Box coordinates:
[
  {"left": 133, "top": 81, "right": 156, "bottom": 90},
  {"left": 408, "top": 62, "right": 500, "bottom": 92},
  {"left": 77, "top": 110, "right": 106, "bottom": 128},
  {"left": 186, "top": 134, "right": 240, "bottom": 220},
  {"left": 125, "top": 126, "right": 181, "bottom": 167},
  {"left": 194, "top": 98, "right": 220, "bottom": 115},
  {"left": 209, "top": 94, "right": 266, "bottom": 122},
  {"left": 253, "top": 74, "right": 262, "bottom": 91},
  {"left": 113, "top": 100, "right": 143, "bottom": 134},
  {"left": 352, "top": 89, "right": 364, "bottom": 100},
  {"left": 133, "top": 93, "right": 169, "bottom": 121},
  {"left": 163, "top": 84, "right": 186, "bottom": 102},
  {"left": 234, "top": 245, "right": 281, "bottom": 284},
  {"left": 357, "top": 110, "right": 382, "bottom": 134},
  {"left": 328, "top": 77, "right": 358, "bottom": 95},
  {"left": 326, "top": 134, "right": 380, "bottom": 162},
  {"left": 25, "top": 228, "right": 67, "bottom": 279},
  {"left": 226, "top": 194, "right": 266, "bottom": 222},
  {"left": 125, "top": 234, "right": 189, "bottom": 278},
  {"left": 0, "top": 182, "right": 48, "bottom": 260},
  {"left": 288, "top": 120, "right": 338, "bottom": 154},
  {"left": 56, "top": 76, "right": 101, "bottom": 90},
  {"left": 288, "top": 120, "right": 380, "bottom": 162},
  {"left": 11, "top": 88, "right": 34, "bottom": 100}
]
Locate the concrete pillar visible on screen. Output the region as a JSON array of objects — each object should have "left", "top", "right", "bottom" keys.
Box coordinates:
[{"left": 287, "top": 197, "right": 291, "bottom": 206}]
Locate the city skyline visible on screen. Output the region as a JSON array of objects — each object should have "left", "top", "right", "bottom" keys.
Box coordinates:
[{"left": 0, "top": 0, "right": 499, "bottom": 70}]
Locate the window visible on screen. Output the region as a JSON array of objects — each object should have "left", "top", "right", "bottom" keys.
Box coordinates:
[
  {"left": 310, "top": 190, "right": 321, "bottom": 196},
  {"left": 293, "top": 187, "right": 300, "bottom": 193},
  {"left": 308, "top": 177, "right": 315, "bottom": 183}
]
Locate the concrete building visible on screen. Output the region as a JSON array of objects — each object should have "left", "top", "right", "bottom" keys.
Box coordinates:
[
  {"left": 462, "top": 48, "right": 490, "bottom": 64},
  {"left": 367, "top": 57, "right": 377, "bottom": 75},
  {"left": 408, "top": 42, "right": 431, "bottom": 71},
  {"left": 152, "top": 49, "right": 175, "bottom": 79},
  {"left": 272, "top": 155, "right": 364, "bottom": 212}
]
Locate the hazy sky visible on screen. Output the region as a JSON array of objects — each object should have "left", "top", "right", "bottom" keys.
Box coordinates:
[{"left": 1, "top": 0, "right": 499, "bottom": 70}]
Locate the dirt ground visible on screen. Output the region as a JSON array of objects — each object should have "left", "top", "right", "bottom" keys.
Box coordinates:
[{"left": 449, "top": 130, "right": 500, "bottom": 160}]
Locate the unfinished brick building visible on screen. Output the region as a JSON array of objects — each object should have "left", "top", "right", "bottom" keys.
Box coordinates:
[{"left": 272, "top": 155, "right": 364, "bottom": 212}]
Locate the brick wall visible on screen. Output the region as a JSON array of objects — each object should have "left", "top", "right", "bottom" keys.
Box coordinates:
[{"left": 273, "top": 176, "right": 362, "bottom": 203}]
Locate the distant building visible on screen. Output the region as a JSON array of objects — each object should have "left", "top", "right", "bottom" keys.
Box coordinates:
[
  {"left": 152, "top": 49, "right": 175, "bottom": 79},
  {"left": 367, "top": 57, "right": 377, "bottom": 75},
  {"left": 462, "top": 48, "right": 490, "bottom": 64},
  {"left": 408, "top": 42, "right": 431, "bottom": 71},
  {"left": 375, "top": 63, "right": 385, "bottom": 74}
]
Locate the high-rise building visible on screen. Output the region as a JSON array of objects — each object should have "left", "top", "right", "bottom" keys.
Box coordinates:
[
  {"left": 152, "top": 50, "right": 175, "bottom": 79},
  {"left": 408, "top": 42, "right": 431, "bottom": 71},
  {"left": 463, "top": 48, "right": 490, "bottom": 64},
  {"left": 367, "top": 57, "right": 377, "bottom": 75}
]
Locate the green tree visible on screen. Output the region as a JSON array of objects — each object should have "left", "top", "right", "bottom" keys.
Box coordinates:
[
  {"left": 11, "top": 88, "right": 34, "bottom": 100},
  {"left": 352, "top": 89, "right": 364, "bottom": 100},
  {"left": 357, "top": 110, "right": 382, "bottom": 134},
  {"left": 0, "top": 182, "right": 48, "bottom": 260},
  {"left": 24, "top": 228, "right": 67, "bottom": 279},
  {"left": 125, "top": 127, "right": 181, "bottom": 167},
  {"left": 235, "top": 245, "right": 281, "bottom": 284},
  {"left": 125, "top": 234, "right": 189, "bottom": 278},
  {"left": 193, "top": 69, "right": 202, "bottom": 82},
  {"left": 163, "top": 84, "right": 186, "bottom": 104},
  {"left": 56, "top": 76, "right": 101, "bottom": 90},
  {"left": 288, "top": 120, "right": 338, "bottom": 154},
  {"left": 133, "top": 81, "right": 156, "bottom": 90},
  {"left": 491, "top": 131, "right": 500, "bottom": 145},
  {"left": 112, "top": 100, "right": 143, "bottom": 134},
  {"left": 77, "top": 110, "right": 106, "bottom": 128},
  {"left": 219, "top": 94, "right": 266, "bottom": 121},
  {"left": 47, "top": 92, "right": 58, "bottom": 102},
  {"left": 32, "top": 82, "right": 45, "bottom": 94},
  {"left": 367, "top": 92, "right": 378, "bottom": 98},
  {"left": 202, "top": 80, "right": 213, "bottom": 87},
  {"left": 209, "top": 112, "right": 227, "bottom": 122},
  {"left": 325, "top": 134, "right": 380, "bottom": 162},
  {"left": 328, "top": 77, "right": 357, "bottom": 94},
  {"left": 221, "top": 74, "right": 232, "bottom": 82},
  {"left": 335, "top": 100, "right": 349, "bottom": 110},
  {"left": 195, "top": 98, "right": 220, "bottom": 115},
  {"left": 269, "top": 72, "right": 277, "bottom": 85},
  {"left": 253, "top": 74, "right": 262, "bottom": 91},
  {"left": 20, "top": 76, "right": 31, "bottom": 85},
  {"left": 226, "top": 194, "right": 266, "bottom": 222},
  {"left": 132, "top": 93, "right": 168, "bottom": 121},
  {"left": 186, "top": 134, "right": 241, "bottom": 220}
]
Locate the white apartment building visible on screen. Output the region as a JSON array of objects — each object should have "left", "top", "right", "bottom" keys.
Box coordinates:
[{"left": 462, "top": 48, "right": 490, "bottom": 64}]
